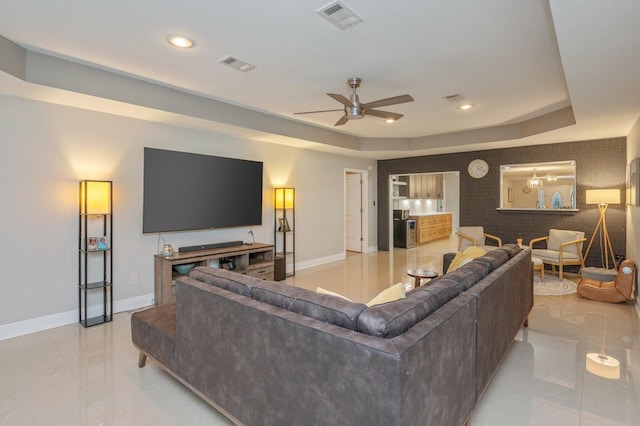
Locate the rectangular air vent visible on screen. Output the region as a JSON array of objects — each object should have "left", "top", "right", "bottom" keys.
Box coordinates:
[
  {"left": 219, "top": 56, "right": 256, "bottom": 72},
  {"left": 443, "top": 93, "right": 465, "bottom": 103},
  {"left": 317, "top": 1, "right": 363, "bottom": 30}
]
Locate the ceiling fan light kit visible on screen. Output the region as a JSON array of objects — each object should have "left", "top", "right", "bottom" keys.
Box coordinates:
[{"left": 295, "top": 77, "right": 414, "bottom": 126}]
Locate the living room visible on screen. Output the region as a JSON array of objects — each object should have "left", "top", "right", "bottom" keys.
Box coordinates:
[{"left": 1, "top": 1, "right": 640, "bottom": 425}]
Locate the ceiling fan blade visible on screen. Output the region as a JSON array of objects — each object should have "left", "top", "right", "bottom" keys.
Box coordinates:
[
  {"left": 365, "top": 109, "right": 404, "bottom": 121},
  {"left": 334, "top": 115, "right": 349, "bottom": 126},
  {"left": 294, "top": 109, "right": 343, "bottom": 115},
  {"left": 362, "top": 94, "right": 414, "bottom": 109},
  {"left": 327, "top": 93, "right": 352, "bottom": 107}
]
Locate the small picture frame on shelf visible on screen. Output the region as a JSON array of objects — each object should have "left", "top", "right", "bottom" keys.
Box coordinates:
[
  {"left": 279, "top": 218, "right": 291, "bottom": 232},
  {"left": 97, "top": 236, "right": 109, "bottom": 250},
  {"left": 87, "top": 237, "right": 98, "bottom": 251}
]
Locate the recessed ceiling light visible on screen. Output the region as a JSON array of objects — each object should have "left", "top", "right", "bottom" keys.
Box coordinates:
[
  {"left": 167, "top": 34, "right": 195, "bottom": 48},
  {"left": 459, "top": 104, "right": 473, "bottom": 110},
  {"left": 385, "top": 119, "right": 395, "bottom": 124}
]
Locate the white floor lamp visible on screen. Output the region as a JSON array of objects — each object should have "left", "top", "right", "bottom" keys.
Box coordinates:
[{"left": 584, "top": 189, "right": 620, "bottom": 270}]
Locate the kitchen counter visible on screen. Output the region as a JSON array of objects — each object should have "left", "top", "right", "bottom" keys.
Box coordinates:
[
  {"left": 410, "top": 213, "right": 452, "bottom": 244},
  {"left": 409, "top": 212, "right": 450, "bottom": 217}
]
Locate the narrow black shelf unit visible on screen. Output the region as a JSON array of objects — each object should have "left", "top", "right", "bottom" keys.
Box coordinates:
[
  {"left": 78, "top": 180, "right": 113, "bottom": 327},
  {"left": 274, "top": 188, "right": 295, "bottom": 279}
]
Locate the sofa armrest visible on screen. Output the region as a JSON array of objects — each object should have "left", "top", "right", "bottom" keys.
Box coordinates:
[
  {"left": 456, "top": 231, "right": 478, "bottom": 250},
  {"left": 558, "top": 237, "right": 587, "bottom": 260},
  {"left": 529, "top": 236, "right": 548, "bottom": 248},
  {"left": 485, "top": 233, "right": 502, "bottom": 247}
]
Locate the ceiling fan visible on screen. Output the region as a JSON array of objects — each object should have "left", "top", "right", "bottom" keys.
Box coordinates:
[{"left": 294, "top": 77, "right": 414, "bottom": 126}]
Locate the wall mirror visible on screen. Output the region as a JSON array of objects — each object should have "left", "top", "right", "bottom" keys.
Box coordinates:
[{"left": 499, "top": 160, "right": 577, "bottom": 211}]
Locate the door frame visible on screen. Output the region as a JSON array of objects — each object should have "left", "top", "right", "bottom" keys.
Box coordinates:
[{"left": 344, "top": 169, "right": 369, "bottom": 253}]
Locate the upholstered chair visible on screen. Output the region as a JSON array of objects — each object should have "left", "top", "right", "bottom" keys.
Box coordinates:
[
  {"left": 577, "top": 260, "right": 636, "bottom": 303},
  {"left": 456, "top": 226, "right": 502, "bottom": 252},
  {"left": 529, "top": 229, "right": 586, "bottom": 280}
]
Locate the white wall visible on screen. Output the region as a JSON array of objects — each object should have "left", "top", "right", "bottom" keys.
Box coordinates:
[
  {"left": 0, "top": 94, "right": 377, "bottom": 332},
  {"left": 626, "top": 116, "right": 640, "bottom": 310}
]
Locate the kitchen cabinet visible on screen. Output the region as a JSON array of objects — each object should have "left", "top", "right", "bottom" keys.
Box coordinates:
[
  {"left": 411, "top": 213, "right": 452, "bottom": 244},
  {"left": 408, "top": 174, "right": 443, "bottom": 199}
]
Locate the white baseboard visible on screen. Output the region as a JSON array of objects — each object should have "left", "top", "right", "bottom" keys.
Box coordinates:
[
  {"left": 296, "top": 247, "right": 377, "bottom": 271},
  {"left": 3, "top": 249, "right": 379, "bottom": 340},
  {"left": 296, "top": 252, "right": 346, "bottom": 271},
  {"left": 0, "top": 293, "right": 154, "bottom": 341}
]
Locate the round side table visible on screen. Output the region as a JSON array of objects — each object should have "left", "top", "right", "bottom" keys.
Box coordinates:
[{"left": 407, "top": 269, "right": 439, "bottom": 288}]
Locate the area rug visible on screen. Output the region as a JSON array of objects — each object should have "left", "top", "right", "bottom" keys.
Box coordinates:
[{"left": 534, "top": 275, "right": 577, "bottom": 296}]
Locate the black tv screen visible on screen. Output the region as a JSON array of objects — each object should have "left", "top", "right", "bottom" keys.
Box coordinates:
[{"left": 143, "top": 148, "right": 263, "bottom": 233}]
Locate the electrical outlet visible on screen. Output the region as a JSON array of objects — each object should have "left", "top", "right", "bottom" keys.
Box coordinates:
[{"left": 129, "top": 274, "right": 138, "bottom": 285}]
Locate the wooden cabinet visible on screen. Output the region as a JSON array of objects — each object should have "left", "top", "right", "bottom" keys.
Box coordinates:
[
  {"left": 408, "top": 174, "right": 443, "bottom": 199},
  {"left": 412, "top": 213, "right": 452, "bottom": 244},
  {"left": 154, "top": 242, "right": 275, "bottom": 305}
]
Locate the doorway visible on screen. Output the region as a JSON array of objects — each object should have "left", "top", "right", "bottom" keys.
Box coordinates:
[
  {"left": 345, "top": 170, "right": 368, "bottom": 253},
  {"left": 387, "top": 171, "right": 460, "bottom": 250}
]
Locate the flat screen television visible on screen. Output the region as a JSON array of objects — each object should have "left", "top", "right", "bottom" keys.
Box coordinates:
[{"left": 143, "top": 147, "right": 263, "bottom": 233}]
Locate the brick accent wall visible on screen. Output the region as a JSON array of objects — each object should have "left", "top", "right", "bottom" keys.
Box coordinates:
[{"left": 378, "top": 138, "right": 627, "bottom": 270}]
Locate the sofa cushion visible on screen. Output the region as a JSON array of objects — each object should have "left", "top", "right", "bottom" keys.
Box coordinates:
[
  {"left": 189, "top": 266, "right": 253, "bottom": 297},
  {"left": 439, "top": 261, "right": 491, "bottom": 292},
  {"left": 500, "top": 244, "right": 522, "bottom": 258},
  {"left": 131, "top": 304, "right": 177, "bottom": 372},
  {"left": 357, "top": 280, "right": 460, "bottom": 338},
  {"left": 472, "top": 249, "right": 509, "bottom": 272},
  {"left": 250, "top": 280, "right": 367, "bottom": 331}
]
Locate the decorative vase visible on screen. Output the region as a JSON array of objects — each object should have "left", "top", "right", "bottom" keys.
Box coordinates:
[{"left": 516, "top": 238, "right": 523, "bottom": 248}]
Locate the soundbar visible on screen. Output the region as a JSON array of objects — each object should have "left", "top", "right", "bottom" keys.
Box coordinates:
[{"left": 179, "top": 240, "right": 244, "bottom": 252}]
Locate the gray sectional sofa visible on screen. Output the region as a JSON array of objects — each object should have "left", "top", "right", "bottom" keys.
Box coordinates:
[{"left": 131, "top": 244, "right": 532, "bottom": 426}]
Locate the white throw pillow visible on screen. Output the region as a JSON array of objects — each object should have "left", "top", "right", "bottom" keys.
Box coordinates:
[{"left": 316, "top": 287, "right": 353, "bottom": 302}]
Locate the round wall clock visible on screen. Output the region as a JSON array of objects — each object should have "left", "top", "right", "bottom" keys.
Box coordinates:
[
  {"left": 522, "top": 187, "right": 532, "bottom": 194},
  {"left": 467, "top": 159, "right": 489, "bottom": 179}
]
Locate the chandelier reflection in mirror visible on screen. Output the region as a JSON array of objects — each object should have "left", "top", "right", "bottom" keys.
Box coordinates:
[
  {"left": 527, "top": 168, "right": 543, "bottom": 188},
  {"left": 500, "top": 161, "right": 576, "bottom": 210}
]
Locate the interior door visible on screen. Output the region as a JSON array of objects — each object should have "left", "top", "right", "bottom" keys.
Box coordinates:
[{"left": 345, "top": 172, "right": 363, "bottom": 252}]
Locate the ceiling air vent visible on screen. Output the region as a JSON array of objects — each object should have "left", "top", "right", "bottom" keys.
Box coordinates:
[
  {"left": 443, "top": 93, "right": 465, "bottom": 103},
  {"left": 317, "top": 1, "right": 363, "bottom": 30},
  {"left": 219, "top": 56, "right": 256, "bottom": 72}
]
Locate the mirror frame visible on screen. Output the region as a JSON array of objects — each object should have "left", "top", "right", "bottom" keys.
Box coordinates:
[{"left": 498, "top": 160, "right": 578, "bottom": 213}]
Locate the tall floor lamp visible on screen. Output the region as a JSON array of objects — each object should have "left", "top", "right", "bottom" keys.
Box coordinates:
[{"left": 584, "top": 189, "right": 620, "bottom": 270}]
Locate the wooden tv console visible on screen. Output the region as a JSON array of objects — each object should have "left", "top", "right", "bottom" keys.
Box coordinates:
[{"left": 153, "top": 242, "right": 275, "bottom": 305}]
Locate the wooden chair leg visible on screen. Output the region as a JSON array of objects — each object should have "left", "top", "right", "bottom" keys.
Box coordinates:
[
  {"left": 559, "top": 265, "right": 564, "bottom": 281},
  {"left": 138, "top": 352, "right": 147, "bottom": 368}
]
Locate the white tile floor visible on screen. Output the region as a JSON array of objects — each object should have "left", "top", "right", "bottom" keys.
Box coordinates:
[{"left": 1, "top": 238, "right": 638, "bottom": 425}]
